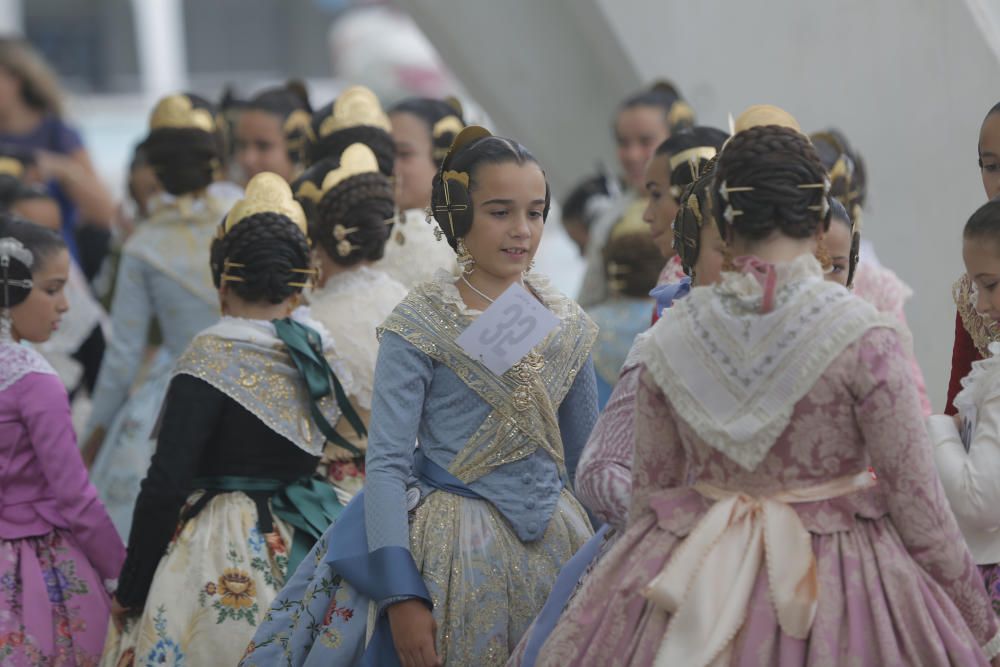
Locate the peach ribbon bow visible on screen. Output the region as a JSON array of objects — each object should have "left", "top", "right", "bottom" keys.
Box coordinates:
[{"left": 644, "top": 469, "right": 877, "bottom": 667}]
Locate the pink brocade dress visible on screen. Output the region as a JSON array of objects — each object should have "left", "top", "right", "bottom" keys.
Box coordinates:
[{"left": 535, "top": 328, "right": 999, "bottom": 666}]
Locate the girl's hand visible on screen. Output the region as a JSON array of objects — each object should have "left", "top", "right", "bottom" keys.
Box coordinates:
[
  {"left": 110, "top": 597, "right": 131, "bottom": 632},
  {"left": 387, "top": 599, "right": 441, "bottom": 667},
  {"left": 81, "top": 427, "right": 106, "bottom": 468}
]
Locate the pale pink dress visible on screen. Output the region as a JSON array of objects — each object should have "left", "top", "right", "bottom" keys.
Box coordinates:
[{"left": 536, "top": 261, "right": 999, "bottom": 666}]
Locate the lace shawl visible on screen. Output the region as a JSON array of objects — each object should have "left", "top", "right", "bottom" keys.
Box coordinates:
[{"left": 0, "top": 342, "right": 57, "bottom": 392}]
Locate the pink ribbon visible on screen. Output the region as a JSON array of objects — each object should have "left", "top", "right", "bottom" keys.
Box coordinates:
[{"left": 734, "top": 255, "right": 778, "bottom": 314}]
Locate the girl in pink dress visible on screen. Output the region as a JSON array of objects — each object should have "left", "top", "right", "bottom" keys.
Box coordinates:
[
  {"left": 534, "top": 122, "right": 1000, "bottom": 667},
  {"left": 0, "top": 215, "right": 125, "bottom": 666}
]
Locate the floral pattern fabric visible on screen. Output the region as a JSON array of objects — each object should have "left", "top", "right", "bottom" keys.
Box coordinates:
[
  {"left": 99, "top": 492, "right": 292, "bottom": 667},
  {"left": 0, "top": 531, "right": 111, "bottom": 667},
  {"left": 533, "top": 327, "right": 999, "bottom": 666}
]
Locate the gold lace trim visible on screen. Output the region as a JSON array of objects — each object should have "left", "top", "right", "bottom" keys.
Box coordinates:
[{"left": 953, "top": 273, "right": 999, "bottom": 357}]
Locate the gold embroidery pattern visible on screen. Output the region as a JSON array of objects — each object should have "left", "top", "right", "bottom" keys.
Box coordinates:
[
  {"left": 173, "top": 334, "right": 341, "bottom": 456},
  {"left": 954, "top": 273, "right": 1000, "bottom": 357},
  {"left": 377, "top": 276, "right": 597, "bottom": 484},
  {"left": 124, "top": 196, "right": 229, "bottom": 307}
]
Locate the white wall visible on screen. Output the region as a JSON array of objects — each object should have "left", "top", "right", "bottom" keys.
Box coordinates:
[{"left": 399, "top": 0, "right": 1000, "bottom": 408}]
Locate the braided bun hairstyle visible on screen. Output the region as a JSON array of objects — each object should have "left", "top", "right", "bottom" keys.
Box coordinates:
[
  {"left": 313, "top": 168, "right": 394, "bottom": 267},
  {"left": 210, "top": 211, "right": 311, "bottom": 304},
  {"left": 0, "top": 213, "right": 65, "bottom": 309},
  {"left": 143, "top": 93, "right": 220, "bottom": 196},
  {"left": 431, "top": 133, "right": 550, "bottom": 251},
  {"left": 712, "top": 125, "right": 830, "bottom": 242},
  {"left": 307, "top": 102, "right": 395, "bottom": 175}
]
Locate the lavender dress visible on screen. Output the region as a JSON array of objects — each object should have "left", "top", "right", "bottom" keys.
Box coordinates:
[{"left": 0, "top": 342, "right": 125, "bottom": 666}]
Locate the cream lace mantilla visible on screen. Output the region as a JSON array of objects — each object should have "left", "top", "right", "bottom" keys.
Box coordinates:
[{"left": 641, "top": 254, "right": 894, "bottom": 471}]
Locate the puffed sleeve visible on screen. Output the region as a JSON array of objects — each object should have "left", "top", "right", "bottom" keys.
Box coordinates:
[
  {"left": 576, "top": 364, "right": 640, "bottom": 529},
  {"left": 19, "top": 372, "right": 124, "bottom": 580}
]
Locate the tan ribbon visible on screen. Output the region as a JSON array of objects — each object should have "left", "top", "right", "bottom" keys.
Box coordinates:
[{"left": 645, "top": 469, "right": 877, "bottom": 667}]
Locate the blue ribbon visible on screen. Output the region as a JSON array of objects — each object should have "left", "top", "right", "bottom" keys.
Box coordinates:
[
  {"left": 649, "top": 276, "right": 691, "bottom": 317},
  {"left": 319, "top": 449, "right": 484, "bottom": 665},
  {"left": 520, "top": 524, "right": 610, "bottom": 666}
]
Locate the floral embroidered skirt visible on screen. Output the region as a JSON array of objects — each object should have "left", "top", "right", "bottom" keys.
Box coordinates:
[
  {"left": 240, "top": 488, "right": 593, "bottom": 667},
  {"left": 0, "top": 530, "right": 112, "bottom": 667},
  {"left": 99, "top": 492, "right": 292, "bottom": 667}
]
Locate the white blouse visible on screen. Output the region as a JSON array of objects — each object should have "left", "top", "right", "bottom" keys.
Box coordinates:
[{"left": 930, "top": 342, "right": 1000, "bottom": 565}]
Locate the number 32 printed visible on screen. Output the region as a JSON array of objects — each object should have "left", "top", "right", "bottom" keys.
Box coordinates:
[{"left": 478, "top": 303, "right": 536, "bottom": 360}]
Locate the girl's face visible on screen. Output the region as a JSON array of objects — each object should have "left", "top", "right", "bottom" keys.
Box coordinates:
[
  {"left": 235, "top": 110, "right": 295, "bottom": 184},
  {"left": 824, "top": 217, "right": 852, "bottom": 287},
  {"left": 980, "top": 113, "right": 1000, "bottom": 201},
  {"left": 642, "top": 153, "right": 678, "bottom": 259},
  {"left": 693, "top": 221, "right": 726, "bottom": 287},
  {"left": 615, "top": 105, "right": 669, "bottom": 190},
  {"left": 463, "top": 161, "right": 547, "bottom": 283},
  {"left": 964, "top": 235, "right": 1000, "bottom": 322},
  {"left": 10, "top": 248, "right": 70, "bottom": 343},
  {"left": 390, "top": 111, "right": 437, "bottom": 212}
]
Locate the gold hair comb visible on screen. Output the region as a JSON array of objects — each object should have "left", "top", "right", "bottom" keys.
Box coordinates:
[
  {"left": 223, "top": 172, "right": 308, "bottom": 237},
  {"left": 149, "top": 94, "right": 216, "bottom": 133},
  {"left": 318, "top": 86, "right": 390, "bottom": 138}
]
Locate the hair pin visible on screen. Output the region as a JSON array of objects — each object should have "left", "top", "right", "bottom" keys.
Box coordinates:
[
  {"left": 336, "top": 240, "right": 359, "bottom": 257},
  {"left": 333, "top": 224, "right": 358, "bottom": 241}
]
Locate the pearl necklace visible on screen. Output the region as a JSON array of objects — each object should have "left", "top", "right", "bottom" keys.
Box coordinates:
[{"left": 461, "top": 274, "right": 496, "bottom": 304}]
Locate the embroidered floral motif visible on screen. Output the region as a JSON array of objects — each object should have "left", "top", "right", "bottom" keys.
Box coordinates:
[{"left": 218, "top": 569, "right": 256, "bottom": 609}]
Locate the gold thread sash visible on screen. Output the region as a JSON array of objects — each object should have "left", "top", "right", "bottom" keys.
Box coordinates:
[
  {"left": 378, "top": 278, "right": 596, "bottom": 483},
  {"left": 645, "top": 469, "right": 877, "bottom": 667}
]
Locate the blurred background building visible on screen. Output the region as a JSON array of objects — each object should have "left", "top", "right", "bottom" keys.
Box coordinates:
[{"left": 3, "top": 0, "right": 1000, "bottom": 409}]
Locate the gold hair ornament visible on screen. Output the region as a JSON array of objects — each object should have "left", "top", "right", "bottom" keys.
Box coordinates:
[
  {"left": 318, "top": 86, "right": 390, "bottom": 138},
  {"left": 295, "top": 143, "right": 381, "bottom": 204},
  {"left": 223, "top": 172, "right": 308, "bottom": 237},
  {"left": 799, "top": 178, "right": 832, "bottom": 216},
  {"left": 0, "top": 157, "right": 24, "bottom": 179},
  {"left": 149, "top": 94, "right": 216, "bottom": 133},
  {"left": 431, "top": 115, "right": 466, "bottom": 161},
  {"left": 668, "top": 146, "right": 717, "bottom": 175},
  {"left": 437, "top": 170, "right": 470, "bottom": 239},
  {"left": 718, "top": 180, "right": 754, "bottom": 225},
  {"left": 283, "top": 109, "right": 317, "bottom": 155},
  {"left": 666, "top": 100, "right": 696, "bottom": 128}
]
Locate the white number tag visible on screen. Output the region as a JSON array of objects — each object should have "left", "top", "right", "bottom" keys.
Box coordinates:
[{"left": 456, "top": 282, "right": 560, "bottom": 375}]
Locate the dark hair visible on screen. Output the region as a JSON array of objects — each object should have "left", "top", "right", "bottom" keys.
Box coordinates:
[
  {"left": 979, "top": 102, "right": 1000, "bottom": 167},
  {"left": 303, "top": 158, "right": 393, "bottom": 267},
  {"left": 673, "top": 156, "right": 720, "bottom": 276},
  {"left": 829, "top": 197, "right": 850, "bottom": 228},
  {"left": 389, "top": 97, "right": 465, "bottom": 162},
  {"left": 603, "top": 229, "right": 662, "bottom": 297},
  {"left": 245, "top": 80, "right": 313, "bottom": 165},
  {"left": 0, "top": 174, "right": 51, "bottom": 211},
  {"left": 618, "top": 81, "right": 695, "bottom": 133},
  {"left": 209, "top": 212, "right": 311, "bottom": 304},
  {"left": 811, "top": 128, "right": 867, "bottom": 215},
  {"left": 656, "top": 126, "right": 729, "bottom": 196},
  {"left": 307, "top": 102, "right": 395, "bottom": 175},
  {"left": 964, "top": 199, "right": 1000, "bottom": 247},
  {"left": 563, "top": 170, "right": 620, "bottom": 228},
  {"left": 143, "top": 93, "right": 220, "bottom": 196},
  {"left": 713, "top": 124, "right": 830, "bottom": 241},
  {"left": 0, "top": 213, "right": 66, "bottom": 308},
  {"left": 431, "top": 135, "right": 550, "bottom": 250}
]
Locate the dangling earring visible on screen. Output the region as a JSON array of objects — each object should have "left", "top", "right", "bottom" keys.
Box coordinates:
[
  {"left": 0, "top": 308, "right": 12, "bottom": 342},
  {"left": 456, "top": 238, "right": 475, "bottom": 273},
  {"left": 815, "top": 234, "right": 833, "bottom": 272}
]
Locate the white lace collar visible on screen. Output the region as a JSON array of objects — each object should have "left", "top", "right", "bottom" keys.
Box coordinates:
[
  {"left": 640, "top": 256, "right": 891, "bottom": 471},
  {"left": 954, "top": 342, "right": 1000, "bottom": 420},
  {"left": 430, "top": 268, "right": 573, "bottom": 320},
  {"left": 0, "top": 341, "right": 57, "bottom": 392},
  {"left": 315, "top": 265, "right": 394, "bottom": 299}
]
